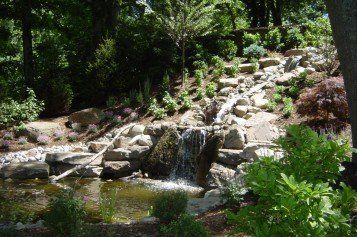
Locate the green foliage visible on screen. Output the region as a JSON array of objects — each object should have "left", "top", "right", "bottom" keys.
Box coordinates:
[
  {"left": 148, "top": 98, "right": 167, "bottom": 119},
  {"left": 44, "top": 191, "right": 86, "bottom": 237},
  {"left": 243, "top": 44, "right": 266, "bottom": 62},
  {"left": 161, "top": 214, "right": 210, "bottom": 237},
  {"left": 0, "top": 199, "right": 36, "bottom": 223},
  {"left": 222, "top": 182, "right": 245, "bottom": 207},
  {"left": 163, "top": 92, "right": 178, "bottom": 113},
  {"left": 264, "top": 28, "right": 283, "bottom": 50},
  {"left": 304, "top": 17, "right": 332, "bottom": 47},
  {"left": 154, "top": 107, "right": 167, "bottom": 119},
  {"left": 161, "top": 73, "right": 171, "bottom": 95},
  {"left": 225, "top": 58, "right": 240, "bottom": 77},
  {"left": 287, "top": 71, "right": 310, "bottom": 99},
  {"left": 272, "top": 93, "right": 282, "bottom": 103},
  {"left": 243, "top": 33, "right": 261, "bottom": 47},
  {"left": 283, "top": 97, "right": 294, "bottom": 117},
  {"left": 143, "top": 79, "right": 152, "bottom": 102},
  {"left": 285, "top": 27, "right": 305, "bottom": 49},
  {"left": 0, "top": 88, "right": 44, "bottom": 127},
  {"left": 194, "top": 69, "right": 204, "bottom": 86},
  {"left": 179, "top": 90, "right": 192, "bottom": 110},
  {"left": 266, "top": 100, "right": 277, "bottom": 112},
  {"left": 196, "top": 88, "right": 204, "bottom": 100},
  {"left": 99, "top": 189, "right": 117, "bottom": 223},
  {"left": 211, "top": 55, "right": 225, "bottom": 69},
  {"left": 106, "top": 96, "right": 117, "bottom": 108},
  {"left": 205, "top": 82, "right": 216, "bottom": 98},
  {"left": 228, "top": 125, "right": 355, "bottom": 237},
  {"left": 0, "top": 227, "right": 24, "bottom": 237},
  {"left": 152, "top": 191, "right": 188, "bottom": 223},
  {"left": 275, "top": 85, "right": 285, "bottom": 94},
  {"left": 217, "top": 39, "right": 237, "bottom": 60},
  {"left": 192, "top": 60, "right": 209, "bottom": 76}
]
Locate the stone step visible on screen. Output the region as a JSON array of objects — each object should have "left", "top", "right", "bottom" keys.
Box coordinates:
[
  {"left": 104, "top": 146, "right": 150, "bottom": 161},
  {"left": 1, "top": 162, "right": 49, "bottom": 179},
  {"left": 218, "top": 149, "right": 246, "bottom": 166},
  {"left": 102, "top": 161, "right": 141, "bottom": 178}
]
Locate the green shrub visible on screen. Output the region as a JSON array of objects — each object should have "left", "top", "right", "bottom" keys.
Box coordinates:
[
  {"left": 152, "top": 191, "right": 188, "bottom": 223},
  {"left": 192, "top": 60, "right": 209, "bottom": 76},
  {"left": 161, "top": 72, "right": 170, "bottom": 95},
  {"left": 142, "top": 79, "right": 152, "bottom": 101},
  {"left": 272, "top": 93, "right": 282, "bottom": 103},
  {"left": 210, "top": 56, "right": 225, "bottom": 69},
  {"left": 227, "top": 125, "right": 355, "bottom": 237},
  {"left": 44, "top": 191, "right": 86, "bottom": 237},
  {"left": 196, "top": 88, "right": 204, "bottom": 100},
  {"left": 136, "top": 91, "right": 144, "bottom": 105},
  {"left": 179, "top": 90, "right": 192, "bottom": 110},
  {"left": 287, "top": 71, "right": 310, "bottom": 99},
  {"left": 243, "top": 44, "right": 266, "bottom": 62},
  {"left": 217, "top": 39, "right": 237, "bottom": 60},
  {"left": 0, "top": 88, "right": 44, "bottom": 127},
  {"left": 0, "top": 227, "right": 24, "bottom": 237},
  {"left": 275, "top": 85, "right": 285, "bottom": 94},
  {"left": 153, "top": 107, "right": 167, "bottom": 119},
  {"left": 243, "top": 32, "right": 261, "bottom": 47},
  {"left": 148, "top": 98, "right": 159, "bottom": 115},
  {"left": 285, "top": 27, "right": 305, "bottom": 49},
  {"left": 45, "top": 81, "right": 74, "bottom": 115},
  {"left": 264, "top": 28, "right": 283, "bottom": 50},
  {"left": 222, "top": 182, "right": 245, "bottom": 207},
  {"left": 225, "top": 58, "right": 240, "bottom": 77},
  {"left": 282, "top": 97, "right": 294, "bottom": 117},
  {"left": 162, "top": 92, "right": 178, "bottom": 113},
  {"left": 266, "top": 100, "right": 277, "bottom": 112},
  {"left": 106, "top": 96, "right": 117, "bottom": 108},
  {"left": 99, "top": 190, "right": 117, "bottom": 223},
  {"left": 161, "top": 214, "right": 210, "bottom": 237},
  {"left": 194, "top": 70, "right": 204, "bottom": 86},
  {"left": 205, "top": 82, "right": 216, "bottom": 98},
  {"left": 304, "top": 17, "right": 332, "bottom": 47}
]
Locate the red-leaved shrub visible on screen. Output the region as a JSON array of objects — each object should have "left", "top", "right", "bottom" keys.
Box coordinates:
[{"left": 296, "top": 76, "right": 348, "bottom": 122}]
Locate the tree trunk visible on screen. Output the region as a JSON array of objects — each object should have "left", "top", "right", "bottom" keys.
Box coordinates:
[
  {"left": 21, "top": 0, "right": 34, "bottom": 88},
  {"left": 325, "top": 0, "right": 357, "bottom": 163},
  {"left": 258, "top": 0, "right": 268, "bottom": 27}
]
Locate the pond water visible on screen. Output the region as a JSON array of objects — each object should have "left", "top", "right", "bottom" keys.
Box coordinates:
[{"left": 0, "top": 178, "right": 203, "bottom": 223}]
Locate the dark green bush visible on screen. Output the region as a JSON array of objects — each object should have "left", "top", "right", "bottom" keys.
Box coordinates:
[
  {"left": 227, "top": 125, "right": 355, "bottom": 237},
  {"left": 243, "top": 44, "right": 266, "bottom": 62},
  {"left": 242, "top": 33, "right": 261, "bottom": 48},
  {"left": 284, "top": 27, "right": 305, "bottom": 49},
  {"left": 264, "top": 28, "right": 283, "bottom": 50},
  {"left": 217, "top": 39, "right": 237, "bottom": 61},
  {"left": 0, "top": 89, "right": 44, "bottom": 127},
  {"left": 44, "top": 192, "right": 86, "bottom": 237},
  {"left": 161, "top": 214, "right": 210, "bottom": 237},
  {"left": 0, "top": 227, "right": 24, "bottom": 237},
  {"left": 152, "top": 191, "right": 188, "bottom": 223}
]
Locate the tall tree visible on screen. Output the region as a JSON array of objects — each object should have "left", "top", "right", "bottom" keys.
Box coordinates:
[
  {"left": 19, "top": 0, "right": 34, "bottom": 88},
  {"left": 156, "top": 0, "right": 216, "bottom": 85},
  {"left": 325, "top": 0, "right": 357, "bottom": 164}
]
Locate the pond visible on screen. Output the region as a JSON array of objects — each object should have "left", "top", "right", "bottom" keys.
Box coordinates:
[{"left": 0, "top": 178, "right": 203, "bottom": 224}]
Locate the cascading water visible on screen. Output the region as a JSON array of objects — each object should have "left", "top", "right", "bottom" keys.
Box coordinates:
[{"left": 170, "top": 129, "right": 207, "bottom": 181}]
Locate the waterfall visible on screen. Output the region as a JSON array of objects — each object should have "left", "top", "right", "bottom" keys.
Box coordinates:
[{"left": 171, "top": 129, "right": 207, "bottom": 180}]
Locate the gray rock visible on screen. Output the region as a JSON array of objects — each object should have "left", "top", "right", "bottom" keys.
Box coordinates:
[
  {"left": 24, "top": 122, "right": 62, "bottom": 141},
  {"left": 88, "top": 142, "right": 113, "bottom": 153},
  {"left": 129, "top": 125, "right": 145, "bottom": 137},
  {"left": 241, "top": 143, "right": 275, "bottom": 161},
  {"left": 144, "top": 124, "right": 164, "bottom": 136},
  {"left": 68, "top": 108, "right": 104, "bottom": 125},
  {"left": 259, "top": 57, "right": 280, "bottom": 68},
  {"left": 224, "top": 125, "right": 246, "bottom": 149},
  {"left": 105, "top": 146, "right": 150, "bottom": 161},
  {"left": 207, "top": 163, "right": 236, "bottom": 188},
  {"left": 45, "top": 152, "right": 103, "bottom": 166},
  {"left": 247, "top": 122, "right": 280, "bottom": 143},
  {"left": 50, "top": 165, "right": 103, "bottom": 177},
  {"left": 253, "top": 71, "right": 264, "bottom": 80},
  {"left": 102, "top": 161, "right": 141, "bottom": 178},
  {"left": 239, "top": 63, "right": 257, "bottom": 73},
  {"left": 1, "top": 162, "right": 49, "bottom": 179},
  {"left": 218, "top": 78, "right": 239, "bottom": 89},
  {"left": 218, "top": 149, "right": 245, "bottom": 166},
  {"left": 233, "top": 105, "right": 248, "bottom": 117},
  {"left": 276, "top": 72, "right": 294, "bottom": 85},
  {"left": 246, "top": 112, "right": 278, "bottom": 127},
  {"left": 236, "top": 97, "right": 251, "bottom": 106},
  {"left": 284, "top": 49, "right": 307, "bottom": 57},
  {"left": 113, "top": 136, "right": 131, "bottom": 148}
]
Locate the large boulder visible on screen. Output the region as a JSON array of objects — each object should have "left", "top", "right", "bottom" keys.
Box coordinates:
[
  {"left": 45, "top": 152, "right": 103, "bottom": 166},
  {"left": 246, "top": 112, "right": 278, "bottom": 127},
  {"left": 241, "top": 143, "right": 275, "bottom": 161},
  {"left": 246, "top": 122, "right": 280, "bottom": 143},
  {"left": 284, "top": 49, "right": 307, "bottom": 57},
  {"left": 196, "top": 134, "right": 224, "bottom": 187},
  {"left": 88, "top": 142, "right": 113, "bottom": 153},
  {"left": 68, "top": 108, "right": 104, "bottom": 125},
  {"left": 223, "top": 125, "right": 246, "bottom": 149},
  {"left": 207, "top": 163, "right": 236, "bottom": 188},
  {"left": 239, "top": 63, "right": 257, "bottom": 74},
  {"left": 23, "top": 122, "right": 62, "bottom": 141},
  {"left": 276, "top": 72, "right": 294, "bottom": 85},
  {"left": 218, "top": 78, "right": 239, "bottom": 90},
  {"left": 144, "top": 124, "right": 164, "bottom": 136},
  {"left": 218, "top": 149, "right": 245, "bottom": 166},
  {"left": 104, "top": 146, "right": 150, "bottom": 161},
  {"left": 128, "top": 125, "right": 145, "bottom": 137},
  {"left": 1, "top": 162, "right": 49, "bottom": 179},
  {"left": 49, "top": 165, "right": 103, "bottom": 177},
  {"left": 233, "top": 106, "right": 248, "bottom": 117},
  {"left": 142, "top": 127, "right": 181, "bottom": 177},
  {"left": 102, "top": 161, "right": 141, "bottom": 178},
  {"left": 259, "top": 57, "right": 280, "bottom": 68}
]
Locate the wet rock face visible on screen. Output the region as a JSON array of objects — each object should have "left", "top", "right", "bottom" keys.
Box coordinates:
[
  {"left": 195, "top": 133, "right": 224, "bottom": 187},
  {"left": 142, "top": 127, "right": 181, "bottom": 177}
]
